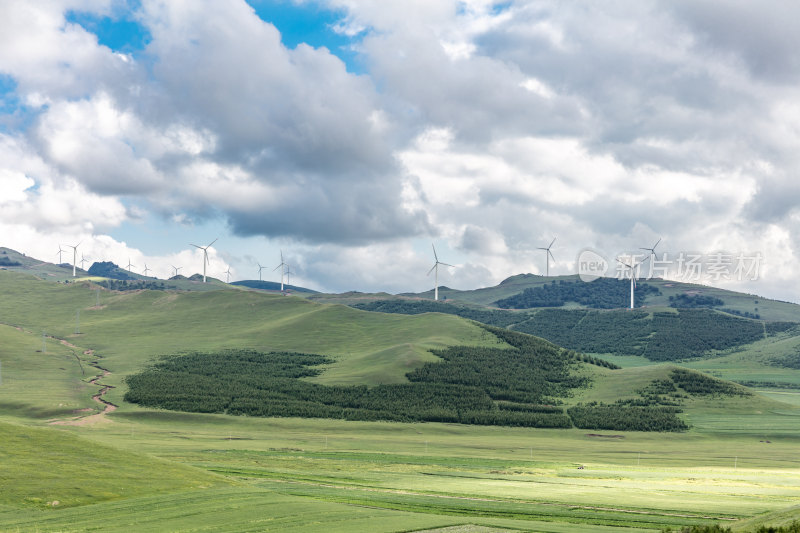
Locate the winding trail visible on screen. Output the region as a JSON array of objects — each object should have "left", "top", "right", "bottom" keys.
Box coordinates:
[
  {"left": 0, "top": 321, "right": 118, "bottom": 424},
  {"left": 51, "top": 343, "right": 118, "bottom": 426}
]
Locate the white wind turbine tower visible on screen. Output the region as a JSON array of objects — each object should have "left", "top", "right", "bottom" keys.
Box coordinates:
[
  {"left": 285, "top": 266, "right": 293, "bottom": 286},
  {"left": 190, "top": 238, "right": 217, "bottom": 283},
  {"left": 126, "top": 259, "right": 136, "bottom": 272},
  {"left": 537, "top": 238, "right": 556, "bottom": 277},
  {"left": 171, "top": 265, "right": 182, "bottom": 277},
  {"left": 639, "top": 238, "right": 661, "bottom": 279},
  {"left": 257, "top": 263, "right": 266, "bottom": 281},
  {"left": 617, "top": 255, "right": 646, "bottom": 309},
  {"left": 66, "top": 242, "right": 81, "bottom": 277},
  {"left": 225, "top": 266, "right": 232, "bottom": 283},
  {"left": 273, "top": 250, "right": 288, "bottom": 292},
  {"left": 427, "top": 244, "right": 454, "bottom": 301},
  {"left": 56, "top": 245, "right": 64, "bottom": 264},
  {"left": 79, "top": 253, "right": 90, "bottom": 271},
  {"left": 143, "top": 264, "right": 151, "bottom": 277}
]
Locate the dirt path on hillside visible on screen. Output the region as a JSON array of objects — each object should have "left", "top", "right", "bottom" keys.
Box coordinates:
[
  {"left": 0, "top": 322, "right": 118, "bottom": 425},
  {"left": 51, "top": 346, "right": 118, "bottom": 426}
]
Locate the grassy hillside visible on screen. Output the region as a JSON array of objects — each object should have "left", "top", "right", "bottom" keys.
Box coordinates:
[
  {"left": 0, "top": 324, "right": 96, "bottom": 419},
  {"left": 0, "top": 420, "right": 225, "bottom": 509},
  {"left": 0, "top": 246, "right": 234, "bottom": 291},
  {"left": 0, "top": 270, "right": 494, "bottom": 404},
  {"left": 384, "top": 273, "right": 800, "bottom": 322},
  {"left": 0, "top": 246, "right": 89, "bottom": 281},
  {"left": 232, "top": 279, "right": 318, "bottom": 294}
]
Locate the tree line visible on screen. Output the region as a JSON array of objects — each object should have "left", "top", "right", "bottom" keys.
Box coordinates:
[
  {"left": 353, "top": 299, "right": 774, "bottom": 362},
  {"left": 513, "top": 309, "right": 766, "bottom": 362},
  {"left": 494, "top": 278, "right": 660, "bottom": 309}
]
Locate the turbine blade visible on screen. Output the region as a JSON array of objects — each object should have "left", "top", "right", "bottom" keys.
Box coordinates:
[
  {"left": 653, "top": 237, "right": 661, "bottom": 249},
  {"left": 439, "top": 262, "right": 455, "bottom": 267},
  {"left": 208, "top": 238, "right": 218, "bottom": 247},
  {"left": 427, "top": 264, "right": 437, "bottom": 276},
  {"left": 190, "top": 244, "right": 202, "bottom": 249},
  {"left": 548, "top": 250, "right": 555, "bottom": 262},
  {"left": 432, "top": 243, "right": 438, "bottom": 262},
  {"left": 549, "top": 237, "right": 556, "bottom": 249}
]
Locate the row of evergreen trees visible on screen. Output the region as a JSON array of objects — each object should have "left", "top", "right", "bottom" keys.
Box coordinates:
[{"left": 494, "top": 278, "right": 660, "bottom": 309}]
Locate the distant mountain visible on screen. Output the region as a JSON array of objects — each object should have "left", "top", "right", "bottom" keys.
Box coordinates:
[
  {"left": 232, "top": 279, "right": 318, "bottom": 294},
  {"left": 88, "top": 261, "right": 140, "bottom": 280}
]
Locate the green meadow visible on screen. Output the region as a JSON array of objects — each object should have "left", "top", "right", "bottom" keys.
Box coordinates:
[{"left": 2, "top": 269, "right": 800, "bottom": 531}]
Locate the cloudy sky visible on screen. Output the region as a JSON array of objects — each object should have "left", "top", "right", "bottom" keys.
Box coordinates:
[{"left": 1, "top": 0, "right": 799, "bottom": 300}]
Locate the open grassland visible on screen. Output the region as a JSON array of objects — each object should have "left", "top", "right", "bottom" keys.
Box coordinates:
[
  {"left": 0, "top": 419, "right": 226, "bottom": 510},
  {"left": 4, "top": 268, "right": 800, "bottom": 531},
  {"left": 586, "top": 329, "right": 800, "bottom": 394},
  {"left": 681, "top": 331, "right": 800, "bottom": 387},
  {"left": 2, "top": 410, "right": 796, "bottom": 532}
]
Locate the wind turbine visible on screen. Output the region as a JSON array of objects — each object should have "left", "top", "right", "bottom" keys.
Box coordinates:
[
  {"left": 639, "top": 237, "right": 661, "bottom": 279},
  {"left": 273, "top": 250, "right": 288, "bottom": 292},
  {"left": 79, "top": 253, "right": 90, "bottom": 271},
  {"left": 427, "top": 244, "right": 454, "bottom": 301},
  {"left": 225, "top": 266, "right": 232, "bottom": 283},
  {"left": 171, "top": 265, "right": 182, "bottom": 277},
  {"left": 617, "top": 256, "right": 646, "bottom": 309},
  {"left": 190, "top": 238, "right": 217, "bottom": 283},
  {"left": 285, "top": 266, "right": 293, "bottom": 286},
  {"left": 143, "top": 264, "right": 151, "bottom": 277},
  {"left": 56, "top": 245, "right": 64, "bottom": 264},
  {"left": 126, "top": 259, "right": 136, "bottom": 272},
  {"left": 66, "top": 242, "right": 81, "bottom": 277},
  {"left": 537, "top": 238, "right": 556, "bottom": 277},
  {"left": 257, "top": 263, "right": 266, "bottom": 281}
]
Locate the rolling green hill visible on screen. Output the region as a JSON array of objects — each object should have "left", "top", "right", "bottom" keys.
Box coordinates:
[
  {"left": 232, "top": 279, "right": 319, "bottom": 294},
  {"left": 0, "top": 269, "right": 494, "bottom": 398},
  {"left": 4, "top": 253, "right": 800, "bottom": 531},
  {"left": 376, "top": 273, "right": 800, "bottom": 322}
]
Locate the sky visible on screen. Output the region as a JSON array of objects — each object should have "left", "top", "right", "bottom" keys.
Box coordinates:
[{"left": 1, "top": 0, "right": 800, "bottom": 300}]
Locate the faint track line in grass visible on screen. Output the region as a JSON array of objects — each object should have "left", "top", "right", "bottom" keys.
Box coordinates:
[{"left": 210, "top": 469, "right": 740, "bottom": 524}]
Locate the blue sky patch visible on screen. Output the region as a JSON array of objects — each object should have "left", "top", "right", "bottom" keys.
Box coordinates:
[
  {"left": 65, "top": 5, "right": 151, "bottom": 55},
  {"left": 0, "top": 75, "right": 18, "bottom": 110},
  {"left": 0, "top": 74, "right": 37, "bottom": 134},
  {"left": 246, "top": 0, "right": 364, "bottom": 73}
]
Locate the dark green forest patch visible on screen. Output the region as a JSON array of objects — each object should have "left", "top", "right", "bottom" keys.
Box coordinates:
[
  {"left": 352, "top": 299, "right": 523, "bottom": 327},
  {"left": 668, "top": 294, "right": 724, "bottom": 308},
  {"left": 353, "top": 301, "right": 769, "bottom": 362},
  {"left": 514, "top": 309, "right": 765, "bottom": 361},
  {"left": 125, "top": 328, "right": 587, "bottom": 428},
  {"left": 494, "top": 278, "right": 660, "bottom": 309},
  {"left": 124, "top": 328, "right": 748, "bottom": 432}
]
